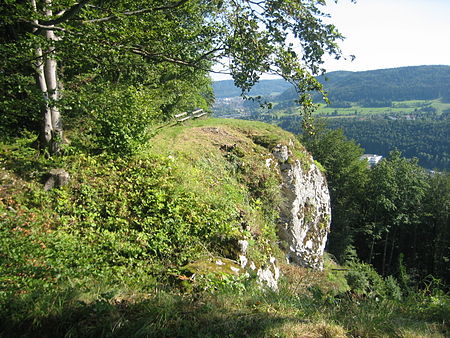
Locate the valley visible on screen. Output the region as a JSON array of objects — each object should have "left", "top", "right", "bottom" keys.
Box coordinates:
[{"left": 213, "top": 66, "right": 450, "bottom": 170}]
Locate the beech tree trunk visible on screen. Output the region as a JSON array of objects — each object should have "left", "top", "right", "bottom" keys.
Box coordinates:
[
  {"left": 382, "top": 229, "right": 389, "bottom": 276},
  {"left": 387, "top": 230, "right": 396, "bottom": 275},
  {"left": 31, "top": 0, "right": 63, "bottom": 154}
]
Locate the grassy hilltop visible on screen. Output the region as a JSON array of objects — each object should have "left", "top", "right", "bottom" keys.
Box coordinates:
[{"left": 1, "top": 118, "right": 448, "bottom": 337}]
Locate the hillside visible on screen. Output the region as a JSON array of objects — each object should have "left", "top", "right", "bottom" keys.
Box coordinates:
[
  {"left": 279, "top": 65, "right": 450, "bottom": 104},
  {"left": 213, "top": 79, "right": 291, "bottom": 98},
  {"left": 214, "top": 65, "right": 450, "bottom": 104},
  {"left": 0, "top": 118, "right": 329, "bottom": 335},
  {"left": 213, "top": 66, "right": 450, "bottom": 170},
  {"left": 1, "top": 118, "right": 449, "bottom": 336}
]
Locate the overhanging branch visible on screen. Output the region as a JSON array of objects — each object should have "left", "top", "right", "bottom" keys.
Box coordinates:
[
  {"left": 83, "top": 0, "right": 190, "bottom": 23},
  {"left": 127, "top": 45, "right": 224, "bottom": 72},
  {"left": 40, "top": 0, "right": 91, "bottom": 26},
  {"left": 23, "top": 19, "right": 66, "bottom": 32}
]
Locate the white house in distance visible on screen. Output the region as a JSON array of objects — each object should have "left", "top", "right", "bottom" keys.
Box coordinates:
[{"left": 360, "top": 154, "right": 383, "bottom": 168}]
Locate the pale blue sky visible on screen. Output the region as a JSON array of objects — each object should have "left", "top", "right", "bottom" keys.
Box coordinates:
[
  {"left": 322, "top": 0, "right": 450, "bottom": 72},
  {"left": 212, "top": 0, "right": 450, "bottom": 80}
]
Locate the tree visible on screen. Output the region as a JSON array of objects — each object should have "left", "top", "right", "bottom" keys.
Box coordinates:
[
  {"left": 1, "top": 0, "right": 348, "bottom": 153},
  {"left": 365, "top": 151, "right": 429, "bottom": 276},
  {"left": 419, "top": 172, "right": 450, "bottom": 282},
  {"left": 301, "top": 124, "right": 369, "bottom": 262},
  {"left": 1, "top": 0, "right": 217, "bottom": 152}
]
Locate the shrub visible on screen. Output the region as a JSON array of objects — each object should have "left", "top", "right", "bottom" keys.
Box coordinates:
[
  {"left": 89, "top": 85, "right": 162, "bottom": 156},
  {"left": 345, "top": 260, "right": 402, "bottom": 300}
]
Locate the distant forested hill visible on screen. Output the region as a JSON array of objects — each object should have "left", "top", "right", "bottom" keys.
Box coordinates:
[
  {"left": 213, "top": 78, "right": 291, "bottom": 98},
  {"left": 277, "top": 65, "right": 450, "bottom": 104},
  {"left": 214, "top": 65, "right": 450, "bottom": 103},
  {"left": 213, "top": 66, "right": 450, "bottom": 171}
]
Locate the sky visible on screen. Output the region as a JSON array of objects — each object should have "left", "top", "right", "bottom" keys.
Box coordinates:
[
  {"left": 322, "top": 0, "right": 450, "bottom": 72},
  {"left": 212, "top": 0, "right": 450, "bottom": 80}
]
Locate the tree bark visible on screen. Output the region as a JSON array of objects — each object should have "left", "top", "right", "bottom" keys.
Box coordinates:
[
  {"left": 43, "top": 0, "right": 63, "bottom": 154},
  {"left": 382, "top": 229, "right": 389, "bottom": 276},
  {"left": 31, "top": 0, "right": 63, "bottom": 154},
  {"left": 30, "top": 0, "right": 51, "bottom": 146}
]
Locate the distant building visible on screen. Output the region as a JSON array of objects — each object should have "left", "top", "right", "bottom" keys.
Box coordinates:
[{"left": 360, "top": 154, "right": 383, "bottom": 168}]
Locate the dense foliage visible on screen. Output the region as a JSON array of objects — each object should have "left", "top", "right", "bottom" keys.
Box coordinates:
[
  {"left": 301, "top": 128, "right": 450, "bottom": 285},
  {"left": 1, "top": 0, "right": 347, "bottom": 153},
  {"left": 1, "top": 121, "right": 449, "bottom": 337},
  {"left": 325, "top": 116, "right": 450, "bottom": 170}
]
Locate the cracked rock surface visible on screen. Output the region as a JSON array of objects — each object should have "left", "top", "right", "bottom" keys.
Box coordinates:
[{"left": 273, "top": 145, "right": 331, "bottom": 270}]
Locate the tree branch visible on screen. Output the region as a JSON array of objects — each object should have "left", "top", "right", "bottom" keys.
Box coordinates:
[
  {"left": 22, "top": 19, "right": 66, "bottom": 32},
  {"left": 130, "top": 49, "right": 192, "bottom": 66},
  {"left": 83, "top": 0, "right": 190, "bottom": 23},
  {"left": 127, "top": 45, "right": 224, "bottom": 72},
  {"left": 40, "top": 0, "right": 91, "bottom": 26},
  {"left": 25, "top": 0, "right": 190, "bottom": 31}
]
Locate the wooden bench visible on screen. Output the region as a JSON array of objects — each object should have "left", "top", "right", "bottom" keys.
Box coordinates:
[
  {"left": 192, "top": 109, "right": 207, "bottom": 119},
  {"left": 191, "top": 109, "right": 203, "bottom": 115},
  {"left": 177, "top": 116, "right": 192, "bottom": 122},
  {"left": 193, "top": 112, "right": 207, "bottom": 118},
  {"left": 174, "top": 112, "right": 188, "bottom": 119},
  {"left": 176, "top": 109, "right": 208, "bottom": 123}
]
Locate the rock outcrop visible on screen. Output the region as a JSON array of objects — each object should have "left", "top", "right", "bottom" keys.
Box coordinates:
[
  {"left": 150, "top": 120, "right": 332, "bottom": 290},
  {"left": 273, "top": 144, "right": 331, "bottom": 270},
  {"left": 237, "top": 142, "right": 331, "bottom": 290},
  {"left": 44, "top": 168, "right": 70, "bottom": 191},
  {"left": 238, "top": 239, "right": 280, "bottom": 291}
]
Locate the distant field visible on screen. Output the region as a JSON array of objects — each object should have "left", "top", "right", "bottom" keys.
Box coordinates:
[
  {"left": 312, "top": 99, "right": 450, "bottom": 117},
  {"left": 212, "top": 66, "right": 450, "bottom": 170},
  {"left": 215, "top": 98, "right": 450, "bottom": 123}
]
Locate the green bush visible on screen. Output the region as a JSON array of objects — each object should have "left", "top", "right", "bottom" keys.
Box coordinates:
[
  {"left": 383, "top": 275, "right": 402, "bottom": 301},
  {"left": 89, "top": 85, "right": 161, "bottom": 156},
  {"left": 345, "top": 261, "right": 401, "bottom": 300},
  {"left": 0, "top": 150, "right": 248, "bottom": 293}
]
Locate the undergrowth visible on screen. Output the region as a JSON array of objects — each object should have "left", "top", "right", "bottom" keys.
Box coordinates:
[{"left": 1, "top": 120, "right": 448, "bottom": 337}]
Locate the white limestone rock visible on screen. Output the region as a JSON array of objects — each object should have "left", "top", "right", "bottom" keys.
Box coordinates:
[
  {"left": 256, "top": 256, "right": 280, "bottom": 291},
  {"left": 273, "top": 145, "right": 331, "bottom": 270}
]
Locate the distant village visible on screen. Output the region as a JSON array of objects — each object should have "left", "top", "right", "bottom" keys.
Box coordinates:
[{"left": 360, "top": 154, "right": 383, "bottom": 167}]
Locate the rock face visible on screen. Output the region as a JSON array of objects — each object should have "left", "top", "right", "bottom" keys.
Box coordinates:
[
  {"left": 237, "top": 143, "right": 331, "bottom": 290},
  {"left": 153, "top": 122, "right": 331, "bottom": 291},
  {"left": 256, "top": 256, "right": 280, "bottom": 291},
  {"left": 238, "top": 239, "right": 280, "bottom": 291},
  {"left": 273, "top": 145, "right": 331, "bottom": 270}
]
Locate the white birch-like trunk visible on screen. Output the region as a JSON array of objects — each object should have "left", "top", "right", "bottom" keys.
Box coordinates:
[
  {"left": 44, "top": 0, "right": 63, "bottom": 153},
  {"left": 30, "top": 0, "right": 51, "bottom": 146},
  {"left": 35, "top": 46, "right": 53, "bottom": 146},
  {"left": 31, "top": 0, "right": 63, "bottom": 154}
]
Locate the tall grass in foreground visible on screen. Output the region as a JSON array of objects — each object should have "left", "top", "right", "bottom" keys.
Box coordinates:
[{"left": 1, "top": 262, "right": 448, "bottom": 337}]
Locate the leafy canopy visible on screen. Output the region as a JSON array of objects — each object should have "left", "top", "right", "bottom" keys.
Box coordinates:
[{"left": 1, "top": 0, "right": 348, "bottom": 142}]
